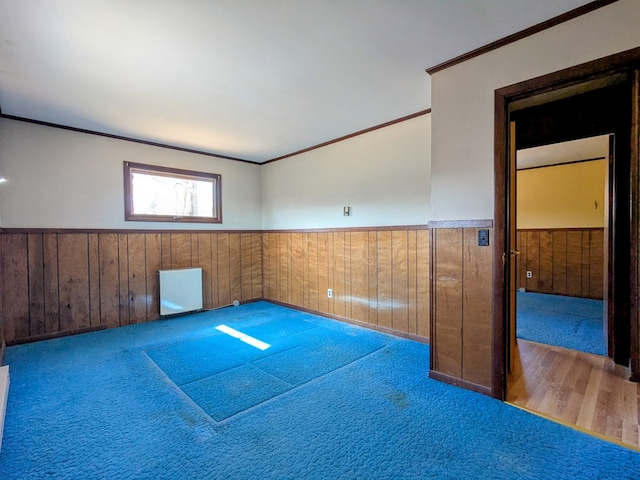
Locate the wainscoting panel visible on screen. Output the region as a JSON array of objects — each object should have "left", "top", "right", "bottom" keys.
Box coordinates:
[
  {"left": 430, "top": 225, "right": 493, "bottom": 391},
  {"left": 261, "top": 228, "right": 430, "bottom": 339},
  {"left": 0, "top": 237, "right": 4, "bottom": 352},
  {"left": 2, "top": 227, "right": 428, "bottom": 345},
  {"left": 0, "top": 230, "right": 263, "bottom": 344},
  {"left": 516, "top": 228, "right": 604, "bottom": 299},
  {"left": 433, "top": 228, "right": 463, "bottom": 378}
]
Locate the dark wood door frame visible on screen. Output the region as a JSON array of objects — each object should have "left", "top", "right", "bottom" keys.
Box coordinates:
[{"left": 493, "top": 46, "right": 640, "bottom": 399}]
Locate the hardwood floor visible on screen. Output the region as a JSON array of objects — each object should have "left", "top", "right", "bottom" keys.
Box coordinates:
[{"left": 507, "top": 339, "right": 640, "bottom": 451}]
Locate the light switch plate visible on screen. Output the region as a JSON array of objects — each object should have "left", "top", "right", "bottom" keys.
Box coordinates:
[{"left": 478, "top": 229, "right": 490, "bottom": 246}]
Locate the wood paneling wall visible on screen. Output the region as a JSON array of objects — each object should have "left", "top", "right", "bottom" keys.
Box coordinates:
[
  {"left": 262, "top": 229, "right": 430, "bottom": 339},
  {"left": 430, "top": 226, "right": 493, "bottom": 392},
  {"left": 516, "top": 228, "right": 604, "bottom": 299},
  {"left": 0, "top": 235, "right": 4, "bottom": 358},
  {"left": 2, "top": 227, "right": 430, "bottom": 345},
  {"left": 0, "top": 230, "right": 262, "bottom": 344}
]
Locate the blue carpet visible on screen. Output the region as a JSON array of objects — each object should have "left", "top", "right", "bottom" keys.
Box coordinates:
[
  {"left": 1, "top": 301, "right": 639, "bottom": 479},
  {"left": 147, "top": 312, "right": 387, "bottom": 419},
  {"left": 517, "top": 292, "right": 606, "bottom": 356}
]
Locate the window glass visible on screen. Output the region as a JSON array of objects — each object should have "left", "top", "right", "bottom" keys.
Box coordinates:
[{"left": 124, "top": 162, "right": 221, "bottom": 223}]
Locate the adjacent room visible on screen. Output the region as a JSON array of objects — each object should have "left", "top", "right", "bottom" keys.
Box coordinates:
[{"left": 0, "top": 1, "right": 639, "bottom": 478}]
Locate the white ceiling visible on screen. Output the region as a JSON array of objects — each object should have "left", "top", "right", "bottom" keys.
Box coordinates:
[
  {"left": 517, "top": 135, "right": 610, "bottom": 170},
  {"left": 0, "top": 0, "right": 595, "bottom": 163}
]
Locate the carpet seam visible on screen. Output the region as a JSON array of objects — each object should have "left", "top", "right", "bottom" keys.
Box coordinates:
[
  {"left": 146, "top": 338, "right": 395, "bottom": 424},
  {"left": 214, "top": 342, "right": 394, "bottom": 423}
]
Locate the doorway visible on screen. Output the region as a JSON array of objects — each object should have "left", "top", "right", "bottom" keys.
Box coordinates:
[
  {"left": 493, "top": 49, "right": 640, "bottom": 448},
  {"left": 493, "top": 48, "right": 640, "bottom": 401},
  {"left": 515, "top": 136, "right": 609, "bottom": 357}
]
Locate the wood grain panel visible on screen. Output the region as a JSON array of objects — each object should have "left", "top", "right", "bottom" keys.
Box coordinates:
[
  {"left": 170, "top": 233, "right": 192, "bottom": 269},
  {"left": 0, "top": 238, "right": 3, "bottom": 346},
  {"left": 408, "top": 230, "right": 418, "bottom": 335},
  {"left": 516, "top": 231, "right": 526, "bottom": 289},
  {"left": 118, "top": 234, "right": 130, "bottom": 327},
  {"left": 209, "top": 233, "right": 219, "bottom": 308},
  {"left": 518, "top": 228, "right": 604, "bottom": 299},
  {"left": 251, "top": 233, "right": 262, "bottom": 300},
  {"left": 327, "top": 232, "right": 336, "bottom": 315},
  {"left": 2, "top": 230, "right": 263, "bottom": 342},
  {"left": 368, "top": 231, "right": 378, "bottom": 326},
  {"left": 377, "top": 231, "right": 393, "bottom": 329},
  {"left": 333, "top": 232, "right": 346, "bottom": 318},
  {"left": 462, "top": 229, "right": 493, "bottom": 387},
  {"left": 307, "top": 233, "right": 319, "bottom": 312},
  {"left": 392, "top": 231, "right": 409, "bottom": 332},
  {"left": 302, "top": 233, "right": 310, "bottom": 309},
  {"left": 88, "top": 234, "right": 101, "bottom": 327},
  {"left": 259, "top": 228, "right": 430, "bottom": 340},
  {"left": 291, "top": 232, "right": 304, "bottom": 307},
  {"left": 161, "top": 233, "right": 172, "bottom": 269},
  {"left": 525, "top": 231, "right": 540, "bottom": 291},
  {"left": 581, "top": 231, "right": 591, "bottom": 297},
  {"left": 539, "top": 231, "right": 553, "bottom": 292},
  {"left": 127, "top": 234, "right": 147, "bottom": 324},
  {"left": 145, "top": 233, "right": 161, "bottom": 320},
  {"left": 317, "top": 233, "right": 329, "bottom": 314},
  {"left": 552, "top": 230, "right": 567, "bottom": 295},
  {"left": 350, "top": 232, "right": 369, "bottom": 323},
  {"left": 344, "top": 233, "right": 352, "bottom": 320},
  {"left": 27, "top": 234, "right": 45, "bottom": 337},
  {"left": 277, "top": 233, "right": 289, "bottom": 305},
  {"left": 416, "top": 230, "right": 430, "bottom": 338},
  {"left": 590, "top": 230, "right": 604, "bottom": 299},
  {"left": 273, "top": 231, "right": 281, "bottom": 303},
  {"left": 99, "top": 234, "right": 121, "bottom": 328},
  {"left": 260, "top": 234, "right": 270, "bottom": 300},
  {"left": 566, "top": 231, "right": 583, "bottom": 297},
  {"left": 217, "top": 234, "right": 231, "bottom": 306},
  {"left": 43, "top": 234, "right": 60, "bottom": 334},
  {"left": 433, "top": 229, "right": 463, "bottom": 378},
  {"left": 262, "top": 233, "right": 275, "bottom": 300},
  {"left": 2, "top": 234, "right": 29, "bottom": 342},
  {"left": 240, "top": 234, "right": 253, "bottom": 301},
  {"left": 196, "top": 234, "right": 213, "bottom": 309},
  {"left": 190, "top": 234, "right": 199, "bottom": 268},
  {"left": 4, "top": 227, "right": 428, "bottom": 343},
  {"left": 326, "top": 232, "right": 334, "bottom": 315},
  {"left": 229, "top": 233, "right": 242, "bottom": 303},
  {"left": 58, "top": 234, "right": 90, "bottom": 332}
]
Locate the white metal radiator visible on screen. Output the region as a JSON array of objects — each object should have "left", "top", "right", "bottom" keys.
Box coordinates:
[{"left": 158, "top": 267, "right": 203, "bottom": 316}]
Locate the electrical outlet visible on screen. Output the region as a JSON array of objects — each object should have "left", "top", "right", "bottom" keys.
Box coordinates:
[
  {"left": 526, "top": 271, "right": 532, "bottom": 278},
  {"left": 327, "top": 288, "right": 333, "bottom": 298}
]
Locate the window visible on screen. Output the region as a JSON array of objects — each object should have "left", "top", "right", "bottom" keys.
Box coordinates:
[{"left": 124, "top": 162, "right": 222, "bottom": 223}]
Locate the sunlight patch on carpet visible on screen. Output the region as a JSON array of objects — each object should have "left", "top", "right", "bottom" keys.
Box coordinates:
[{"left": 215, "top": 324, "right": 271, "bottom": 350}]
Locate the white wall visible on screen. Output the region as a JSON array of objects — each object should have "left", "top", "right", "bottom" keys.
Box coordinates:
[
  {"left": 261, "top": 113, "right": 431, "bottom": 229},
  {"left": 0, "top": 118, "right": 262, "bottom": 229},
  {"left": 430, "top": 0, "right": 640, "bottom": 221}
]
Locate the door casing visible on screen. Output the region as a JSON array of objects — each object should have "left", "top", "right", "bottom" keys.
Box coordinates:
[{"left": 493, "top": 47, "right": 640, "bottom": 399}]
